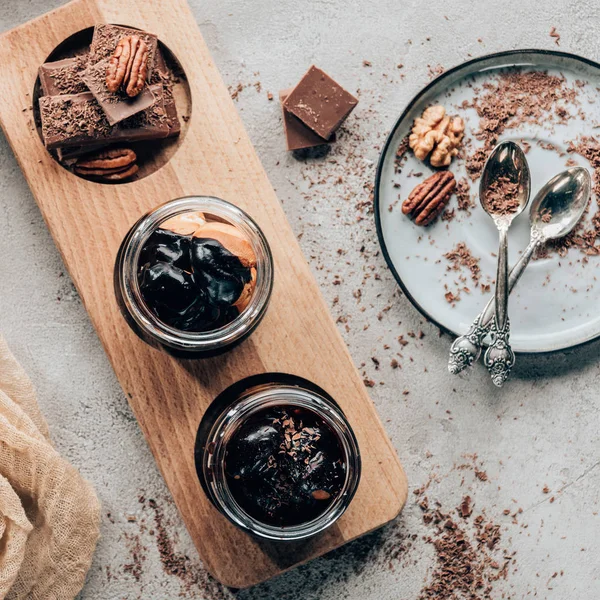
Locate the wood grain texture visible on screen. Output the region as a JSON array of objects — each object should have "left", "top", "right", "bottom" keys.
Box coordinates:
[{"left": 0, "top": 0, "right": 407, "bottom": 587}]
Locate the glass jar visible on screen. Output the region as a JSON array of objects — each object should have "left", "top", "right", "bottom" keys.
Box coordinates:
[
  {"left": 114, "top": 196, "right": 273, "bottom": 356},
  {"left": 194, "top": 373, "right": 361, "bottom": 541}
]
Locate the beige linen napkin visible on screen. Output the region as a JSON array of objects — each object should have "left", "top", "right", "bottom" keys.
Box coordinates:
[{"left": 0, "top": 335, "right": 101, "bottom": 599}]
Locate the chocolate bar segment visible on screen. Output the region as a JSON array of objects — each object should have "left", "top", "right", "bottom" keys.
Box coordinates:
[
  {"left": 56, "top": 143, "right": 108, "bottom": 165},
  {"left": 38, "top": 56, "right": 89, "bottom": 96},
  {"left": 81, "top": 58, "right": 157, "bottom": 125},
  {"left": 279, "top": 89, "right": 332, "bottom": 151},
  {"left": 150, "top": 50, "right": 181, "bottom": 137},
  {"left": 89, "top": 24, "right": 158, "bottom": 80},
  {"left": 283, "top": 65, "right": 358, "bottom": 140},
  {"left": 39, "top": 85, "right": 169, "bottom": 149}
]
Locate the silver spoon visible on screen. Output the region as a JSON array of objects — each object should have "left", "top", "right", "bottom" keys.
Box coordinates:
[
  {"left": 448, "top": 166, "right": 590, "bottom": 376},
  {"left": 480, "top": 142, "right": 531, "bottom": 386}
]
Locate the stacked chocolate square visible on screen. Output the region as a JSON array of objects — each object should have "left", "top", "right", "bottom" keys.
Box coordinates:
[
  {"left": 38, "top": 24, "right": 181, "bottom": 182},
  {"left": 280, "top": 66, "right": 358, "bottom": 152}
]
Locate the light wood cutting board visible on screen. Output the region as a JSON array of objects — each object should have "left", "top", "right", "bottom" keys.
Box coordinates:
[{"left": 0, "top": 0, "right": 407, "bottom": 587}]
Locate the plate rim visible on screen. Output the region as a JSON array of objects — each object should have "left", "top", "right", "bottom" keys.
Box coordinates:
[{"left": 374, "top": 48, "right": 600, "bottom": 355}]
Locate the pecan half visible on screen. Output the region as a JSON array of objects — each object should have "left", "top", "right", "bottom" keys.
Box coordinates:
[
  {"left": 73, "top": 148, "right": 138, "bottom": 182},
  {"left": 106, "top": 35, "right": 149, "bottom": 97},
  {"left": 402, "top": 171, "right": 456, "bottom": 226}
]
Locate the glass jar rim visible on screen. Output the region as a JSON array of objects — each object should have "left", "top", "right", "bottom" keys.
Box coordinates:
[
  {"left": 117, "top": 196, "right": 273, "bottom": 352},
  {"left": 201, "top": 380, "right": 362, "bottom": 541}
]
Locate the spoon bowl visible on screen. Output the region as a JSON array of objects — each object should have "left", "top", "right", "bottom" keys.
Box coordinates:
[
  {"left": 530, "top": 166, "right": 591, "bottom": 240},
  {"left": 480, "top": 141, "right": 531, "bottom": 225}
]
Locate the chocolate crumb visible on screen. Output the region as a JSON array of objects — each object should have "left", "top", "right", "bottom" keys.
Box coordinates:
[{"left": 459, "top": 495, "right": 473, "bottom": 518}]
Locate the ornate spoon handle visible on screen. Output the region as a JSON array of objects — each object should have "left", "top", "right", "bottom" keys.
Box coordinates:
[
  {"left": 448, "top": 232, "right": 541, "bottom": 376},
  {"left": 484, "top": 227, "right": 512, "bottom": 386}
]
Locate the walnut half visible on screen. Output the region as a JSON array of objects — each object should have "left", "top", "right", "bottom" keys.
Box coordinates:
[{"left": 409, "top": 105, "right": 464, "bottom": 167}]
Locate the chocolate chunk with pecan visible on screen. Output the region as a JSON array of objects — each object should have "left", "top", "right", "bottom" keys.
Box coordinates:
[
  {"left": 81, "top": 58, "right": 157, "bottom": 126},
  {"left": 106, "top": 35, "right": 149, "bottom": 97},
  {"left": 89, "top": 24, "right": 158, "bottom": 78},
  {"left": 402, "top": 171, "right": 456, "bottom": 226}
]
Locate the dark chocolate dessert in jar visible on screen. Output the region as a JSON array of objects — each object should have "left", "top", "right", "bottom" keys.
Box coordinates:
[
  {"left": 195, "top": 374, "right": 361, "bottom": 541},
  {"left": 114, "top": 196, "right": 273, "bottom": 356}
]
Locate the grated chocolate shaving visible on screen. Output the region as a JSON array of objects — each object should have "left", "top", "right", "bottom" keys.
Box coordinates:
[
  {"left": 444, "top": 242, "right": 481, "bottom": 286},
  {"left": 464, "top": 70, "right": 579, "bottom": 180},
  {"left": 416, "top": 486, "right": 515, "bottom": 599},
  {"left": 455, "top": 177, "right": 475, "bottom": 212},
  {"left": 483, "top": 175, "right": 520, "bottom": 216}
]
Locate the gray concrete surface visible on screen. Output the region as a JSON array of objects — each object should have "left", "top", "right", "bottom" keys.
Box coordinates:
[{"left": 1, "top": 0, "right": 599, "bottom": 598}]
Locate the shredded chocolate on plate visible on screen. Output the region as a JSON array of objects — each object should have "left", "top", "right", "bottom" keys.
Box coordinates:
[
  {"left": 444, "top": 242, "right": 481, "bottom": 286},
  {"left": 464, "top": 70, "right": 579, "bottom": 180}
]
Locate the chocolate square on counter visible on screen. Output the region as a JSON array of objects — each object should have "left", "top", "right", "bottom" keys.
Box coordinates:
[
  {"left": 283, "top": 66, "right": 358, "bottom": 140},
  {"left": 280, "top": 89, "right": 333, "bottom": 151},
  {"left": 38, "top": 56, "right": 89, "bottom": 96},
  {"left": 81, "top": 58, "right": 158, "bottom": 125},
  {"left": 89, "top": 24, "right": 158, "bottom": 79},
  {"left": 39, "top": 85, "right": 169, "bottom": 150}
]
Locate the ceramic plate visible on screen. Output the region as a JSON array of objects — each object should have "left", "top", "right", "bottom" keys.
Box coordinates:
[{"left": 375, "top": 49, "right": 600, "bottom": 353}]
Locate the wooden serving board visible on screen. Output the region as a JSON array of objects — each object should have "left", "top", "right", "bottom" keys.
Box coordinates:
[{"left": 0, "top": 0, "right": 407, "bottom": 588}]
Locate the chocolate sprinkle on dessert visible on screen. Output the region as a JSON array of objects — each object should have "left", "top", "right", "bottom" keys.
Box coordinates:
[{"left": 225, "top": 406, "right": 346, "bottom": 526}]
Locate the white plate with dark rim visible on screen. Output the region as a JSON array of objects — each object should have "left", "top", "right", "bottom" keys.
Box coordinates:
[{"left": 375, "top": 49, "right": 600, "bottom": 354}]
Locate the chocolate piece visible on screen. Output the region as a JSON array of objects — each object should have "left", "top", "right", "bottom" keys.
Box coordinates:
[
  {"left": 89, "top": 24, "right": 158, "bottom": 80},
  {"left": 39, "top": 85, "right": 169, "bottom": 149},
  {"left": 283, "top": 65, "right": 358, "bottom": 140},
  {"left": 279, "top": 89, "right": 333, "bottom": 151},
  {"left": 38, "top": 56, "right": 89, "bottom": 96},
  {"left": 150, "top": 50, "right": 181, "bottom": 137},
  {"left": 56, "top": 143, "right": 108, "bottom": 165},
  {"left": 163, "top": 91, "right": 181, "bottom": 138},
  {"left": 81, "top": 58, "right": 157, "bottom": 125}
]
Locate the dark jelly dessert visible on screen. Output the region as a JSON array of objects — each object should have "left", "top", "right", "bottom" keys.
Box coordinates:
[
  {"left": 137, "top": 212, "right": 257, "bottom": 332},
  {"left": 224, "top": 405, "right": 346, "bottom": 527}
]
